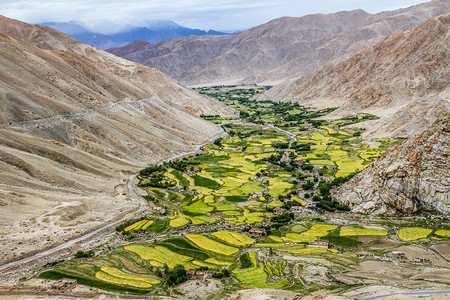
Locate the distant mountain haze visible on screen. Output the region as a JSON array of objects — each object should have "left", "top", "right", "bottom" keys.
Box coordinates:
[
  {"left": 40, "top": 20, "right": 228, "bottom": 49},
  {"left": 105, "top": 0, "right": 450, "bottom": 86}
]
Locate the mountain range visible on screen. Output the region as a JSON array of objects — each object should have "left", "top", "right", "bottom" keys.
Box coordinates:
[
  {"left": 0, "top": 15, "right": 235, "bottom": 265},
  {"left": 106, "top": 0, "right": 450, "bottom": 86},
  {"left": 259, "top": 12, "right": 450, "bottom": 138},
  {"left": 40, "top": 20, "right": 228, "bottom": 49}
]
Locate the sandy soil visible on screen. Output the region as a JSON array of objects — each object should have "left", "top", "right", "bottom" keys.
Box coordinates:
[{"left": 223, "top": 288, "right": 299, "bottom": 300}]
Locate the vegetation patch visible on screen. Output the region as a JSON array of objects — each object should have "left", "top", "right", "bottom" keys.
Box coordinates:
[
  {"left": 211, "top": 231, "right": 255, "bottom": 247},
  {"left": 124, "top": 245, "right": 193, "bottom": 268},
  {"left": 398, "top": 227, "right": 433, "bottom": 241},
  {"left": 340, "top": 227, "right": 388, "bottom": 236},
  {"left": 435, "top": 230, "right": 450, "bottom": 237},
  {"left": 186, "top": 234, "right": 239, "bottom": 255}
]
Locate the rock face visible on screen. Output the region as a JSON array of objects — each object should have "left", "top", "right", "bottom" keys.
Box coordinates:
[
  {"left": 334, "top": 114, "right": 449, "bottom": 214},
  {"left": 259, "top": 12, "right": 450, "bottom": 138},
  {"left": 0, "top": 16, "right": 236, "bottom": 265},
  {"left": 107, "top": 0, "right": 449, "bottom": 86}
]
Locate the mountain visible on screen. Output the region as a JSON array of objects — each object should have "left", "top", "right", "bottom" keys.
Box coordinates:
[
  {"left": 0, "top": 15, "right": 235, "bottom": 265},
  {"left": 333, "top": 113, "right": 449, "bottom": 214},
  {"left": 106, "top": 0, "right": 450, "bottom": 86},
  {"left": 258, "top": 12, "right": 450, "bottom": 138},
  {"left": 40, "top": 20, "right": 228, "bottom": 49}
]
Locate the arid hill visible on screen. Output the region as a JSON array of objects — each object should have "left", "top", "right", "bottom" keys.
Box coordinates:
[
  {"left": 0, "top": 16, "right": 235, "bottom": 266},
  {"left": 333, "top": 114, "right": 449, "bottom": 214},
  {"left": 259, "top": 12, "right": 450, "bottom": 138},
  {"left": 107, "top": 0, "right": 449, "bottom": 86}
]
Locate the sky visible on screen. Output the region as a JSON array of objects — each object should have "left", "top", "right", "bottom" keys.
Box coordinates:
[{"left": 0, "top": 0, "right": 429, "bottom": 33}]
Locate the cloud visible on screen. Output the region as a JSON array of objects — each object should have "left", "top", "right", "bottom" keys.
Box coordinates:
[{"left": 0, "top": 0, "right": 428, "bottom": 33}]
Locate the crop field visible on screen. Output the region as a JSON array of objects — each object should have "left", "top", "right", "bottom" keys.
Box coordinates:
[
  {"left": 398, "top": 227, "right": 433, "bottom": 241},
  {"left": 278, "top": 247, "right": 339, "bottom": 255},
  {"left": 435, "top": 230, "right": 450, "bottom": 237},
  {"left": 211, "top": 231, "right": 255, "bottom": 246},
  {"left": 124, "top": 245, "right": 193, "bottom": 268},
  {"left": 186, "top": 234, "right": 239, "bottom": 255},
  {"left": 340, "top": 227, "right": 388, "bottom": 236}
]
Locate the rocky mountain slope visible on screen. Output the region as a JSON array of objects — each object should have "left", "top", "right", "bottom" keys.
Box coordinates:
[
  {"left": 0, "top": 16, "right": 235, "bottom": 265},
  {"left": 107, "top": 0, "right": 449, "bottom": 86},
  {"left": 334, "top": 114, "right": 449, "bottom": 214},
  {"left": 259, "top": 12, "right": 450, "bottom": 138}
]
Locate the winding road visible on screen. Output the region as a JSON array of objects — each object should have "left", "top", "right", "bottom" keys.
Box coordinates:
[
  {"left": 0, "top": 175, "right": 146, "bottom": 273},
  {"left": 0, "top": 125, "right": 226, "bottom": 274}
]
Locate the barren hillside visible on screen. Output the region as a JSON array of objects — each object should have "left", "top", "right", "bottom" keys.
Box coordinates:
[
  {"left": 333, "top": 113, "right": 449, "bottom": 214},
  {"left": 259, "top": 12, "right": 450, "bottom": 138},
  {"left": 0, "top": 17, "right": 236, "bottom": 266},
  {"left": 107, "top": 0, "right": 449, "bottom": 86}
]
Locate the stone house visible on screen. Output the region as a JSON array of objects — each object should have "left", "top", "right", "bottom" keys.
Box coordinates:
[
  {"left": 290, "top": 206, "right": 303, "bottom": 217},
  {"left": 248, "top": 227, "right": 267, "bottom": 238},
  {"left": 51, "top": 279, "right": 77, "bottom": 290},
  {"left": 187, "top": 269, "right": 212, "bottom": 281},
  {"left": 307, "top": 240, "right": 329, "bottom": 248},
  {"left": 273, "top": 207, "right": 287, "bottom": 215}
]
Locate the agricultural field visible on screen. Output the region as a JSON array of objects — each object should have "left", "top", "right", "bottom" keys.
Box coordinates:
[{"left": 37, "top": 85, "right": 449, "bottom": 299}]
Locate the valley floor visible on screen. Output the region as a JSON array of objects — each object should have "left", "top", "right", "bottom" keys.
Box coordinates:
[{"left": 2, "top": 86, "right": 448, "bottom": 299}]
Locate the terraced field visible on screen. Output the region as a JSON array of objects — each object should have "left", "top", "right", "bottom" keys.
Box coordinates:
[{"left": 37, "top": 86, "right": 449, "bottom": 298}]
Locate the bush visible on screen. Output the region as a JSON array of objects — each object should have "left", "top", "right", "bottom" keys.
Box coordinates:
[
  {"left": 74, "top": 250, "right": 95, "bottom": 259},
  {"left": 165, "top": 265, "right": 187, "bottom": 286}
]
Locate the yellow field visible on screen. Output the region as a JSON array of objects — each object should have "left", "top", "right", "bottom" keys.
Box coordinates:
[
  {"left": 301, "top": 224, "right": 338, "bottom": 237},
  {"left": 291, "top": 197, "right": 307, "bottom": 205},
  {"left": 340, "top": 227, "right": 388, "bottom": 236},
  {"left": 95, "top": 266, "right": 160, "bottom": 288},
  {"left": 100, "top": 266, "right": 160, "bottom": 284},
  {"left": 282, "top": 233, "right": 316, "bottom": 243},
  {"left": 192, "top": 260, "right": 220, "bottom": 268},
  {"left": 435, "top": 230, "right": 450, "bottom": 237},
  {"left": 96, "top": 271, "right": 153, "bottom": 288},
  {"left": 205, "top": 258, "right": 232, "bottom": 266},
  {"left": 186, "top": 234, "right": 239, "bottom": 255},
  {"left": 124, "top": 245, "right": 192, "bottom": 268},
  {"left": 141, "top": 220, "right": 154, "bottom": 230},
  {"left": 211, "top": 231, "right": 255, "bottom": 246},
  {"left": 279, "top": 247, "right": 338, "bottom": 255},
  {"left": 249, "top": 252, "right": 257, "bottom": 267},
  {"left": 267, "top": 200, "right": 283, "bottom": 207},
  {"left": 169, "top": 217, "right": 190, "bottom": 228},
  {"left": 232, "top": 262, "right": 289, "bottom": 288},
  {"left": 266, "top": 261, "right": 273, "bottom": 276},
  {"left": 124, "top": 220, "right": 148, "bottom": 232},
  {"left": 398, "top": 227, "right": 433, "bottom": 241}
]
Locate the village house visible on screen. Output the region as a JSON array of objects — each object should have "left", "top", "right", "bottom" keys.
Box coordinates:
[
  {"left": 307, "top": 240, "right": 329, "bottom": 248},
  {"left": 290, "top": 206, "right": 303, "bottom": 217},
  {"left": 167, "top": 185, "right": 184, "bottom": 192},
  {"left": 181, "top": 189, "right": 198, "bottom": 196},
  {"left": 152, "top": 207, "right": 166, "bottom": 214},
  {"left": 392, "top": 251, "right": 407, "bottom": 261},
  {"left": 273, "top": 207, "right": 287, "bottom": 215},
  {"left": 253, "top": 177, "right": 263, "bottom": 183},
  {"left": 187, "top": 269, "right": 213, "bottom": 281},
  {"left": 187, "top": 171, "right": 197, "bottom": 176},
  {"left": 249, "top": 192, "right": 264, "bottom": 200},
  {"left": 248, "top": 227, "right": 267, "bottom": 238},
  {"left": 51, "top": 279, "right": 77, "bottom": 291},
  {"left": 412, "top": 257, "right": 432, "bottom": 265}
]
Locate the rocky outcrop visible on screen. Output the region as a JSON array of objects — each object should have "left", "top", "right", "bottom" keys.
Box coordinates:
[{"left": 334, "top": 114, "right": 449, "bottom": 214}]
